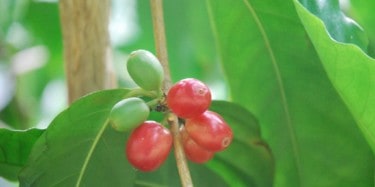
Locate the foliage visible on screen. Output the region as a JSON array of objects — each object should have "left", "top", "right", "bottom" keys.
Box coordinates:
[
  {"left": 0, "top": 129, "right": 43, "bottom": 181},
  {"left": 17, "top": 89, "right": 271, "bottom": 186},
  {"left": 0, "top": 0, "right": 374, "bottom": 186}
]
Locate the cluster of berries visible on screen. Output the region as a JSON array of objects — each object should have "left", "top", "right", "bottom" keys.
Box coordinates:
[
  {"left": 167, "top": 78, "right": 233, "bottom": 163},
  {"left": 109, "top": 50, "right": 233, "bottom": 172}
]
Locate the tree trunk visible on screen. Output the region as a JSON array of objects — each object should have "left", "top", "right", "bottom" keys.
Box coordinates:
[{"left": 59, "top": 0, "right": 115, "bottom": 104}]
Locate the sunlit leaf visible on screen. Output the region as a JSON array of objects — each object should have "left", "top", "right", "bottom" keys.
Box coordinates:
[
  {"left": 206, "top": 0, "right": 374, "bottom": 186},
  {"left": 295, "top": 0, "right": 375, "bottom": 154}
]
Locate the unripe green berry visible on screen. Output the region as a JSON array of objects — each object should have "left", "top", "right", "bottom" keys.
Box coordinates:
[
  {"left": 127, "top": 50, "right": 164, "bottom": 91},
  {"left": 109, "top": 97, "right": 150, "bottom": 132}
]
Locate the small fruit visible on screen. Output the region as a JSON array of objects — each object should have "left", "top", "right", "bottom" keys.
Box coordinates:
[
  {"left": 126, "top": 121, "right": 172, "bottom": 172},
  {"left": 167, "top": 78, "right": 211, "bottom": 118},
  {"left": 109, "top": 97, "right": 149, "bottom": 132},
  {"left": 185, "top": 111, "right": 233, "bottom": 152},
  {"left": 127, "top": 50, "right": 164, "bottom": 91},
  {"left": 180, "top": 126, "right": 214, "bottom": 163}
]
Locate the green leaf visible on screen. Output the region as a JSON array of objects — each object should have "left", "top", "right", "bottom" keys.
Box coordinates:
[
  {"left": 206, "top": 0, "right": 374, "bottom": 186},
  {"left": 19, "top": 89, "right": 136, "bottom": 186},
  {"left": 210, "top": 101, "right": 274, "bottom": 187},
  {"left": 349, "top": 0, "right": 375, "bottom": 57},
  {"left": 294, "top": 0, "right": 375, "bottom": 153},
  {"left": 0, "top": 128, "right": 44, "bottom": 181},
  {"left": 18, "top": 87, "right": 273, "bottom": 186},
  {"left": 299, "top": 0, "right": 368, "bottom": 51}
]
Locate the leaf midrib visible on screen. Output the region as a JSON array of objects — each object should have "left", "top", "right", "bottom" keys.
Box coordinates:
[
  {"left": 207, "top": 0, "right": 303, "bottom": 185},
  {"left": 240, "top": 0, "right": 302, "bottom": 185},
  {"left": 75, "top": 118, "right": 110, "bottom": 187}
]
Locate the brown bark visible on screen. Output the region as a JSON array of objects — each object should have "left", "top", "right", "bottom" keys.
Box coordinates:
[{"left": 59, "top": 0, "right": 115, "bottom": 104}]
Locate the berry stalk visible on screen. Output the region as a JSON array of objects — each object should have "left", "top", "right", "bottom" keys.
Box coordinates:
[{"left": 150, "top": 0, "right": 193, "bottom": 187}]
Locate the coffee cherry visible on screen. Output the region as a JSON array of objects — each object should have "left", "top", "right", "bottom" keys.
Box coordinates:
[
  {"left": 109, "top": 97, "right": 149, "bottom": 132},
  {"left": 126, "top": 121, "right": 172, "bottom": 172},
  {"left": 127, "top": 50, "right": 164, "bottom": 91},
  {"left": 185, "top": 111, "right": 233, "bottom": 152},
  {"left": 180, "top": 126, "right": 214, "bottom": 163},
  {"left": 167, "top": 78, "right": 211, "bottom": 118}
]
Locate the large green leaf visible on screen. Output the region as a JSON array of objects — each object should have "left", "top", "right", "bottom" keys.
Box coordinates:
[
  {"left": 206, "top": 0, "right": 374, "bottom": 187},
  {"left": 294, "top": 0, "right": 375, "bottom": 153},
  {"left": 0, "top": 128, "right": 44, "bottom": 181},
  {"left": 18, "top": 89, "right": 272, "bottom": 186},
  {"left": 19, "top": 89, "right": 137, "bottom": 186}
]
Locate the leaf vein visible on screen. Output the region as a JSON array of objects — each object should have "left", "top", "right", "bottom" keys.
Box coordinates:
[
  {"left": 242, "top": 0, "right": 303, "bottom": 185},
  {"left": 75, "top": 118, "right": 110, "bottom": 187}
]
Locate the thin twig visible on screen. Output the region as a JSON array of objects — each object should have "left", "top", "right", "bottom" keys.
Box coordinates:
[
  {"left": 167, "top": 114, "right": 193, "bottom": 187},
  {"left": 150, "top": 0, "right": 172, "bottom": 92},
  {"left": 150, "top": 0, "right": 193, "bottom": 187}
]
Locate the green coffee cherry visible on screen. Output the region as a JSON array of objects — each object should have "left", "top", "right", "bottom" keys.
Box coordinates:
[
  {"left": 127, "top": 50, "right": 164, "bottom": 91},
  {"left": 109, "top": 97, "right": 150, "bottom": 132}
]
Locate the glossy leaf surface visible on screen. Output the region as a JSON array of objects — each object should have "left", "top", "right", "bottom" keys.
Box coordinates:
[
  {"left": 207, "top": 0, "right": 374, "bottom": 186},
  {"left": 295, "top": 0, "right": 375, "bottom": 154}
]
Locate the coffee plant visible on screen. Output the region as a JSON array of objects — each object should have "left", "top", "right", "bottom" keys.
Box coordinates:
[{"left": 0, "top": 0, "right": 374, "bottom": 187}]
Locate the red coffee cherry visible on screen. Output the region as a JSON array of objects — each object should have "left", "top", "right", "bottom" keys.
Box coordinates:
[
  {"left": 185, "top": 111, "right": 233, "bottom": 152},
  {"left": 180, "top": 126, "right": 214, "bottom": 163},
  {"left": 167, "top": 78, "right": 211, "bottom": 119},
  {"left": 126, "top": 121, "right": 172, "bottom": 172}
]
